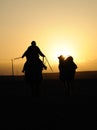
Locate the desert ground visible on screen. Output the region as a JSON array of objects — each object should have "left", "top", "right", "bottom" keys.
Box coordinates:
[{"left": 0, "top": 71, "right": 96, "bottom": 129}]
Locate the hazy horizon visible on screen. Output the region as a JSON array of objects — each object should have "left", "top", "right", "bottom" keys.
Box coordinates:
[{"left": 0, "top": 58, "right": 97, "bottom": 75}]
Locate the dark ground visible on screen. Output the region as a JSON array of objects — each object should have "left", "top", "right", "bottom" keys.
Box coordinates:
[{"left": 0, "top": 76, "right": 96, "bottom": 129}]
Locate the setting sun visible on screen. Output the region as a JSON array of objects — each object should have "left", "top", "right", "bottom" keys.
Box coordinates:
[{"left": 45, "top": 37, "right": 77, "bottom": 65}]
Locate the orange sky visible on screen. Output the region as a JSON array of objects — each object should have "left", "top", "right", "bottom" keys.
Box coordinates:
[{"left": 0, "top": 0, "right": 97, "bottom": 75}]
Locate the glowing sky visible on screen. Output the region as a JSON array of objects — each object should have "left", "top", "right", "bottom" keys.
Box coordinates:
[{"left": 0, "top": 0, "right": 97, "bottom": 75}]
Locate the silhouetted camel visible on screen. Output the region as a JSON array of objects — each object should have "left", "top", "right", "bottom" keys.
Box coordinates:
[
  {"left": 24, "top": 59, "right": 47, "bottom": 96},
  {"left": 58, "top": 55, "right": 77, "bottom": 95}
]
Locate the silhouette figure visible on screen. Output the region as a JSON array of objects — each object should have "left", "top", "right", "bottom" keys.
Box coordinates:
[
  {"left": 22, "top": 41, "right": 47, "bottom": 96},
  {"left": 58, "top": 55, "right": 77, "bottom": 95}
]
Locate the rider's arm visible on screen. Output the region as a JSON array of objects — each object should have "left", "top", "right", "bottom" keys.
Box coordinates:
[{"left": 37, "top": 47, "right": 45, "bottom": 57}]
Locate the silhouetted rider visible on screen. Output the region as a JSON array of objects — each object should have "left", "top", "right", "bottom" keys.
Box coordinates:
[
  {"left": 22, "top": 41, "right": 46, "bottom": 72},
  {"left": 22, "top": 41, "right": 45, "bottom": 61}
]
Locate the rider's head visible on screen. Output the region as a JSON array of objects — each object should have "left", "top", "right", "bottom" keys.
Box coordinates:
[{"left": 31, "top": 41, "right": 36, "bottom": 46}]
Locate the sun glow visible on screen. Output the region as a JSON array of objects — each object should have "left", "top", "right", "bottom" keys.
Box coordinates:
[{"left": 48, "top": 39, "right": 77, "bottom": 64}]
